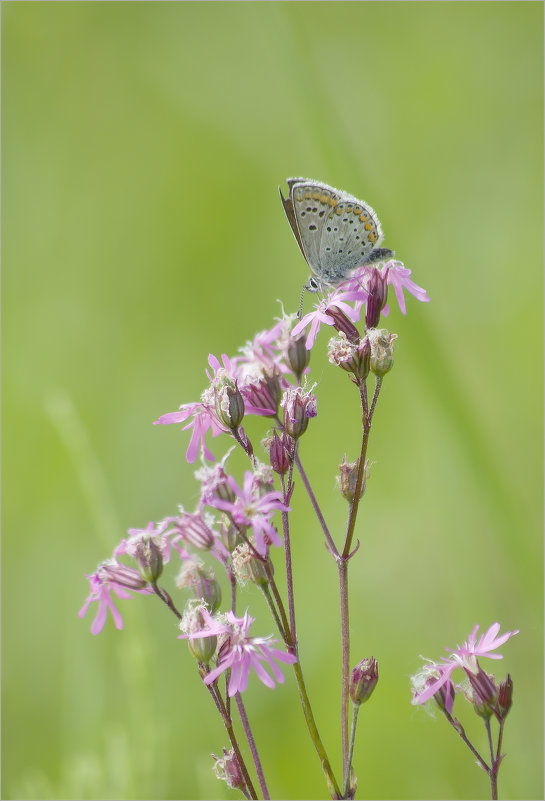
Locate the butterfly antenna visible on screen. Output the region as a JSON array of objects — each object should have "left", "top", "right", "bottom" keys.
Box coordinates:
[{"left": 297, "top": 285, "right": 306, "bottom": 320}]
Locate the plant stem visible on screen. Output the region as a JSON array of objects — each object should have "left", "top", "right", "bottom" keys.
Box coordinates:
[
  {"left": 204, "top": 677, "right": 258, "bottom": 800},
  {"left": 236, "top": 693, "right": 270, "bottom": 800},
  {"left": 281, "top": 470, "right": 297, "bottom": 647},
  {"left": 338, "top": 558, "right": 350, "bottom": 788},
  {"left": 343, "top": 703, "right": 360, "bottom": 798},
  {"left": 484, "top": 717, "right": 499, "bottom": 800},
  {"left": 342, "top": 379, "right": 381, "bottom": 560}
]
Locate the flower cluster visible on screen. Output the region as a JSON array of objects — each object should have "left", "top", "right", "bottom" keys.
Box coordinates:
[
  {"left": 153, "top": 260, "right": 428, "bottom": 465},
  {"left": 411, "top": 622, "right": 519, "bottom": 715}
]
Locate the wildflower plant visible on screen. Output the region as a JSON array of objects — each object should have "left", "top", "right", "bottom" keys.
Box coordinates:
[
  {"left": 411, "top": 623, "right": 519, "bottom": 800},
  {"left": 80, "top": 191, "right": 519, "bottom": 800}
]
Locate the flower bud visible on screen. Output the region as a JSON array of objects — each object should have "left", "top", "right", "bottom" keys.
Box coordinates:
[
  {"left": 367, "top": 328, "right": 398, "bottom": 377},
  {"left": 349, "top": 657, "right": 379, "bottom": 706},
  {"left": 134, "top": 537, "right": 163, "bottom": 583},
  {"left": 177, "top": 562, "right": 222, "bottom": 614},
  {"left": 232, "top": 542, "right": 271, "bottom": 586},
  {"left": 98, "top": 559, "right": 149, "bottom": 591},
  {"left": 287, "top": 334, "right": 311, "bottom": 380},
  {"left": 365, "top": 268, "right": 389, "bottom": 329},
  {"left": 281, "top": 386, "right": 317, "bottom": 439},
  {"left": 212, "top": 747, "right": 246, "bottom": 791},
  {"left": 214, "top": 380, "right": 245, "bottom": 431},
  {"left": 264, "top": 429, "right": 293, "bottom": 475},
  {"left": 497, "top": 674, "right": 513, "bottom": 719},
  {"left": 337, "top": 455, "right": 369, "bottom": 502},
  {"left": 183, "top": 605, "right": 217, "bottom": 664},
  {"left": 467, "top": 667, "right": 498, "bottom": 719}
]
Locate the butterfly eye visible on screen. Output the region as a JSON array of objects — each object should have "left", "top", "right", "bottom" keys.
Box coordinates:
[{"left": 307, "top": 277, "right": 320, "bottom": 293}]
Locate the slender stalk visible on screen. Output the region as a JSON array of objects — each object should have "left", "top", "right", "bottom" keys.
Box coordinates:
[
  {"left": 484, "top": 717, "right": 495, "bottom": 766},
  {"left": 343, "top": 703, "right": 360, "bottom": 798},
  {"left": 342, "top": 379, "right": 381, "bottom": 560},
  {"left": 339, "top": 559, "right": 350, "bottom": 787},
  {"left": 204, "top": 677, "right": 258, "bottom": 800},
  {"left": 280, "top": 470, "right": 297, "bottom": 646},
  {"left": 496, "top": 719, "right": 505, "bottom": 763},
  {"left": 484, "top": 718, "right": 498, "bottom": 800},
  {"left": 236, "top": 693, "right": 270, "bottom": 800}
]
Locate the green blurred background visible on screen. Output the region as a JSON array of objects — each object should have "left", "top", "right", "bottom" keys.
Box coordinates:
[{"left": 2, "top": 2, "right": 543, "bottom": 799}]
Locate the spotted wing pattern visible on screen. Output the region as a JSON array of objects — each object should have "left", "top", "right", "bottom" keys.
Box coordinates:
[{"left": 281, "top": 178, "right": 385, "bottom": 287}]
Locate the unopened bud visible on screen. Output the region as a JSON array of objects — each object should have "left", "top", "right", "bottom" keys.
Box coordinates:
[
  {"left": 99, "top": 559, "right": 149, "bottom": 591},
  {"left": 350, "top": 657, "right": 379, "bottom": 706},
  {"left": 264, "top": 429, "right": 293, "bottom": 475},
  {"left": 183, "top": 606, "right": 217, "bottom": 664},
  {"left": 281, "top": 386, "right": 317, "bottom": 439},
  {"left": 212, "top": 747, "right": 246, "bottom": 791},
  {"left": 177, "top": 562, "right": 222, "bottom": 614},
  {"left": 467, "top": 667, "right": 498, "bottom": 719},
  {"left": 497, "top": 674, "right": 513, "bottom": 719},
  {"left": 215, "top": 381, "right": 245, "bottom": 431},
  {"left": 287, "top": 334, "right": 311, "bottom": 380},
  {"left": 337, "top": 455, "right": 369, "bottom": 502},
  {"left": 134, "top": 537, "right": 163, "bottom": 583},
  {"left": 365, "top": 268, "right": 389, "bottom": 329},
  {"left": 367, "top": 328, "right": 397, "bottom": 377}
]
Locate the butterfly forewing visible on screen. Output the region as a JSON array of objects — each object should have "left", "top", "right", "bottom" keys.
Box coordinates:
[{"left": 289, "top": 181, "right": 342, "bottom": 275}]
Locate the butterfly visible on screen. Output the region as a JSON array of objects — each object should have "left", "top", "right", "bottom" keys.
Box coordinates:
[{"left": 279, "top": 178, "right": 394, "bottom": 295}]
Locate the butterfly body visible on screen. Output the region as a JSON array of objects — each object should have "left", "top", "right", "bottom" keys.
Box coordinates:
[{"left": 280, "top": 178, "right": 394, "bottom": 292}]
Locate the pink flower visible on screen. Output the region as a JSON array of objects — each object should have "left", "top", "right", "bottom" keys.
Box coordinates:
[
  {"left": 180, "top": 608, "right": 297, "bottom": 695},
  {"left": 411, "top": 623, "right": 519, "bottom": 709},
  {"left": 153, "top": 402, "right": 223, "bottom": 463},
  {"left": 345, "top": 261, "right": 429, "bottom": 316},
  {"left": 208, "top": 470, "right": 289, "bottom": 556},
  {"left": 114, "top": 519, "right": 175, "bottom": 563},
  {"left": 292, "top": 288, "right": 360, "bottom": 350},
  {"left": 78, "top": 562, "right": 152, "bottom": 635}
]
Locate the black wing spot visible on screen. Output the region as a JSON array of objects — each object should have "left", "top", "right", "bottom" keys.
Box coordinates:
[{"left": 308, "top": 224, "right": 317, "bottom": 231}]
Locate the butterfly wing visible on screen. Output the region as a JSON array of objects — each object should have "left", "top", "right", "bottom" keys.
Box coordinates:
[
  {"left": 280, "top": 179, "right": 343, "bottom": 276},
  {"left": 318, "top": 196, "right": 384, "bottom": 284}
]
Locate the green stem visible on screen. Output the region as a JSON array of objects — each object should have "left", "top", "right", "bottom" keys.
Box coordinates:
[
  {"left": 339, "top": 559, "right": 350, "bottom": 786},
  {"left": 343, "top": 703, "right": 360, "bottom": 798}
]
